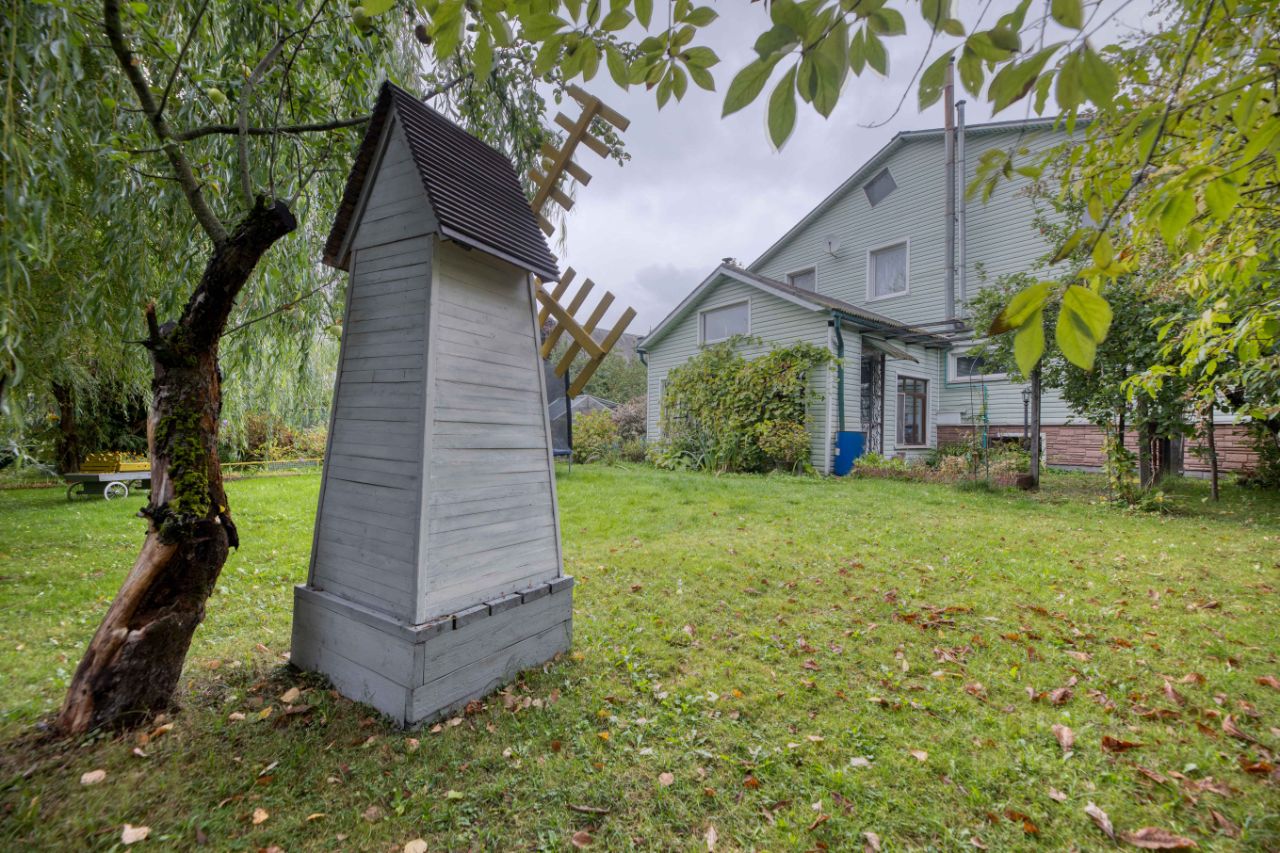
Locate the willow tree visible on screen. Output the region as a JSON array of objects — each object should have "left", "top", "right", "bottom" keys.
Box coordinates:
[{"left": 1, "top": 0, "right": 624, "bottom": 734}]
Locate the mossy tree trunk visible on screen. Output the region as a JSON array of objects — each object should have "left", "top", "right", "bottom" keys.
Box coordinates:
[{"left": 57, "top": 200, "right": 295, "bottom": 735}]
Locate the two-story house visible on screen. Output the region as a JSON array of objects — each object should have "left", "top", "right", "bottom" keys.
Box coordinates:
[{"left": 637, "top": 117, "right": 1253, "bottom": 475}]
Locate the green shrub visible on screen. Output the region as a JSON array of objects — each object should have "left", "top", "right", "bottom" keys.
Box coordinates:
[
  {"left": 618, "top": 438, "right": 647, "bottom": 463},
  {"left": 573, "top": 409, "right": 619, "bottom": 464},
  {"left": 655, "top": 338, "right": 832, "bottom": 474},
  {"left": 754, "top": 419, "right": 810, "bottom": 472},
  {"left": 611, "top": 396, "right": 646, "bottom": 443}
]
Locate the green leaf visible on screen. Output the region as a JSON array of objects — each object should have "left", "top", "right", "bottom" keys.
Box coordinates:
[
  {"left": 957, "top": 46, "right": 982, "bottom": 96},
  {"left": 1056, "top": 48, "right": 1083, "bottom": 109},
  {"left": 988, "top": 26, "right": 1021, "bottom": 53},
  {"left": 601, "top": 8, "right": 632, "bottom": 30},
  {"left": 1091, "top": 232, "right": 1113, "bottom": 269},
  {"left": 987, "top": 44, "right": 1060, "bottom": 112},
  {"left": 755, "top": 24, "right": 799, "bottom": 59},
  {"left": 473, "top": 31, "right": 494, "bottom": 81},
  {"left": 967, "top": 31, "right": 1013, "bottom": 62},
  {"left": 1203, "top": 178, "right": 1239, "bottom": 220},
  {"left": 868, "top": 8, "right": 905, "bottom": 35},
  {"left": 363, "top": 0, "right": 396, "bottom": 14},
  {"left": 1158, "top": 190, "right": 1196, "bottom": 247},
  {"left": 864, "top": 29, "right": 887, "bottom": 75},
  {"left": 920, "top": 0, "right": 950, "bottom": 31},
  {"left": 1055, "top": 304, "right": 1096, "bottom": 370},
  {"left": 1050, "top": 227, "right": 1090, "bottom": 263},
  {"left": 990, "top": 281, "right": 1052, "bottom": 335},
  {"left": 1050, "top": 0, "right": 1084, "bottom": 29},
  {"left": 431, "top": 0, "right": 466, "bottom": 59},
  {"left": 722, "top": 55, "right": 781, "bottom": 117},
  {"left": 687, "top": 62, "right": 715, "bottom": 91},
  {"left": 1063, "top": 283, "right": 1113, "bottom": 342},
  {"left": 683, "top": 6, "right": 718, "bottom": 26},
  {"left": 768, "top": 65, "right": 798, "bottom": 149},
  {"left": 769, "top": 0, "right": 808, "bottom": 38},
  {"left": 635, "top": 0, "right": 653, "bottom": 28},
  {"left": 849, "top": 27, "right": 866, "bottom": 75},
  {"left": 1014, "top": 308, "right": 1046, "bottom": 377},
  {"left": 580, "top": 40, "right": 600, "bottom": 81},
  {"left": 682, "top": 46, "right": 720, "bottom": 68},
  {"left": 918, "top": 49, "right": 956, "bottom": 110},
  {"left": 521, "top": 12, "right": 567, "bottom": 41},
  {"left": 533, "top": 36, "right": 563, "bottom": 77},
  {"left": 605, "top": 44, "right": 629, "bottom": 88},
  {"left": 1079, "top": 44, "right": 1117, "bottom": 106}
]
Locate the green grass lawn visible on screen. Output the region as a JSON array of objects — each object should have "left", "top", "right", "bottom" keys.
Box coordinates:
[{"left": 1, "top": 467, "right": 1278, "bottom": 850}]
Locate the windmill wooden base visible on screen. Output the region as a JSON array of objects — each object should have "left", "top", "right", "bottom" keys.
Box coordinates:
[{"left": 292, "top": 577, "right": 572, "bottom": 726}]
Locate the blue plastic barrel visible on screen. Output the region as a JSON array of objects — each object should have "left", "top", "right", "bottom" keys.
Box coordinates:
[{"left": 832, "top": 431, "right": 865, "bottom": 476}]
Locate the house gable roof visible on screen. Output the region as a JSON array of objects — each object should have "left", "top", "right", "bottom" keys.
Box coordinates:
[
  {"left": 325, "top": 81, "right": 559, "bottom": 281},
  {"left": 747, "top": 116, "right": 1059, "bottom": 272},
  {"left": 637, "top": 263, "right": 919, "bottom": 352}
]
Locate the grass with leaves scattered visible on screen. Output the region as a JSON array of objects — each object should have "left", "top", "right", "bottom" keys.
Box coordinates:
[{"left": 1, "top": 466, "right": 1278, "bottom": 850}]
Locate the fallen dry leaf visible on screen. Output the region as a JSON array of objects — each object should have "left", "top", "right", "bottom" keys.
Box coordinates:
[
  {"left": 227, "top": 712, "right": 246, "bottom": 722},
  {"left": 1052, "top": 724, "right": 1075, "bottom": 754},
  {"left": 1178, "top": 673, "right": 1205, "bottom": 685},
  {"left": 1210, "top": 810, "right": 1240, "bottom": 838},
  {"left": 910, "top": 749, "right": 928, "bottom": 762},
  {"left": 362, "top": 805, "right": 383, "bottom": 823},
  {"left": 279, "top": 687, "right": 302, "bottom": 704},
  {"left": 1118, "top": 827, "right": 1198, "bottom": 849},
  {"left": 1162, "top": 681, "right": 1186, "bottom": 706},
  {"left": 1049, "top": 787, "right": 1067, "bottom": 803},
  {"left": 121, "top": 824, "right": 150, "bottom": 845},
  {"left": 80, "top": 769, "right": 106, "bottom": 786},
  {"left": 1135, "top": 765, "right": 1169, "bottom": 785},
  {"left": 970, "top": 837, "right": 988, "bottom": 849},
  {"left": 1256, "top": 675, "right": 1280, "bottom": 691},
  {"left": 571, "top": 829, "right": 592, "bottom": 848},
  {"left": 1085, "top": 802, "right": 1115, "bottom": 840},
  {"left": 658, "top": 772, "right": 675, "bottom": 787},
  {"left": 743, "top": 775, "right": 760, "bottom": 789},
  {"left": 306, "top": 813, "right": 326, "bottom": 821},
  {"left": 404, "top": 840, "right": 429, "bottom": 853},
  {"left": 705, "top": 824, "right": 718, "bottom": 850},
  {"left": 1222, "top": 715, "right": 1261, "bottom": 745},
  {"left": 1102, "top": 735, "right": 1142, "bottom": 753},
  {"left": 863, "top": 830, "right": 882, "bottom": 852},
  {"left": 405, "top": 738, "right": 420, "bottom": 752},
  {"left": 1048, "top": 687, "right": 1074, "bottom": 705},
  {"left": 252, "top": 808, "right": 269, "bottom": 825}
]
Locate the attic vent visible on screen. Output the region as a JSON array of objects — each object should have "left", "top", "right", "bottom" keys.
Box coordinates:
[{"left": 864, "top": 167, "right": 897, "bottom": 207}]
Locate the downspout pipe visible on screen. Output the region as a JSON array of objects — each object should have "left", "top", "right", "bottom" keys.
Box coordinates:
[
  {"left": 956, "top": 99, "right": 967, "bottom": 317},
  {"left": 833, "top": 315, "right": 846, "bottom": 433},
  {"left": 943, "top": 58, "right": 956, "bottom": 323}
]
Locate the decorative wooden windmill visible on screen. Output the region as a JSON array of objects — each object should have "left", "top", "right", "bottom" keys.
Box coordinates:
[
  {"left": 291, "top": 81, "right": 634, "bottom": 727},
  {"left": 528, "top": 85, "right": 636, "bottom": 398}
]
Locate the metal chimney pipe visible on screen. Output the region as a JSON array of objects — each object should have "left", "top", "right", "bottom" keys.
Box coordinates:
[
  {"left": 943, "top": 58, "right": 956, "bottom": 323},
  {"left": 956, "top": 99, "right": 967, "bottom": 316}
]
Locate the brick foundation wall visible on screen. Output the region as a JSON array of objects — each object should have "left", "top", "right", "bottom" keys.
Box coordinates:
[{"left": 936, "top": 423, "right": 1257, "bottom": 473}]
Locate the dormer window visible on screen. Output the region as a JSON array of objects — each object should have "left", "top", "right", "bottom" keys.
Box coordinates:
[
  {"left": 788, "top": 268, "right": 816, "bottom": 291},
  {"left": 864, "top": 168, "right": 897, "bottom": 207}
]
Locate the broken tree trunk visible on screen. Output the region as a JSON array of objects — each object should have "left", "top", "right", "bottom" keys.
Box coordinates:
[{"left": 57, "top": 199, "right": 295, "bottom": 735}]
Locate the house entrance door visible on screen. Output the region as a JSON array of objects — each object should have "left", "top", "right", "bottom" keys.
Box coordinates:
[{"left": 860, "top": 352, "right": 884, "bottom": 455}]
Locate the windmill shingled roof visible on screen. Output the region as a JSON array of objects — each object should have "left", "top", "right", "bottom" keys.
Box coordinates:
[{"left": 324, "top": 81, "right": 560, "bottom": 281}]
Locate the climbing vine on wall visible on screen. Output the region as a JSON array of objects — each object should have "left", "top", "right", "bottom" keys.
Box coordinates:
[{"left": 656, "top": 337, "right": 832, "bottom": 473}]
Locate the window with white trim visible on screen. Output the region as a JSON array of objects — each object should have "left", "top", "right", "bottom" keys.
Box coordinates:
[
  {"left": 869, "top": 242, "right": 908, "bottom": 299},
  {"left": 897, "top": 376, "right": 928, "bottom": 446},
  {"left": 699, "top": 301, "right": 749, "bottom": 344},
  {"left": 864, "top": 168, "right": 897, "bottom": 206},
  {"left": 950, "top": 348, "right": 1007, "bottom": 382},
  {"left": 787, "top": 268, "right": 816, "bottom": 291}
]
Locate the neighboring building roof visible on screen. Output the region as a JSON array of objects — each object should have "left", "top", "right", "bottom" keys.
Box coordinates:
[
  {"left": 548, "top": 394, "right": 618, "bottom": 420},
  {"left": 325, "top": 81, "right": 560, "bottom": 281},
  {"left": 637, "top": 262, "right": 941, "bottom": 352},
  {"left": 748, "top": 116, "right": 1060, "bottom": 271}
]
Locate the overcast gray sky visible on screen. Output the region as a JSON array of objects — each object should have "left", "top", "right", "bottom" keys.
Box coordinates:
[{"left": 550, "top": 0, "right": 1159, "bottom": 333}]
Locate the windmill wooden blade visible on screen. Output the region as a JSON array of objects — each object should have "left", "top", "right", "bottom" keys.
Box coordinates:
[{"left": 529, "top": 86, "right": 636, "bottom": 397}]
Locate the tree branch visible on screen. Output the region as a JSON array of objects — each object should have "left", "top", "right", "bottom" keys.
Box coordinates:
[
  {"left": 238, "top": 30, "right": 292, "bottom": 204},
  {"left": 103, "top": 0, "right": 228, "bottom": 244},
  {"left": 176, "top": 115, "right": 372, "bottom": 142}
]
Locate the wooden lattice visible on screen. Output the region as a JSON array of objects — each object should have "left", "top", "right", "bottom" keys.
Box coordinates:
[{"left": 529, "top": 85, "right": 636, "bottom": 398}]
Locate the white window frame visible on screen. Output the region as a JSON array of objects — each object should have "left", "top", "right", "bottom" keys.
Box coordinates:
[
  {"left": 948, "top": 345, "right": 1008, "bottom": 383},
  {"left": 866, "top": 238, "right": 910, "bottom": 302},
  {"left": 895, "top": 372, "right": 930, "bottom": 448},
  {"left": 698, "top": 298, "right": 750, "bottom": 346},
  {"left": 863, "top": 167, "right": 898, "bottom": 207},
  {"left": 786, "top": 267, "right": 817, "bottom": 291}
]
